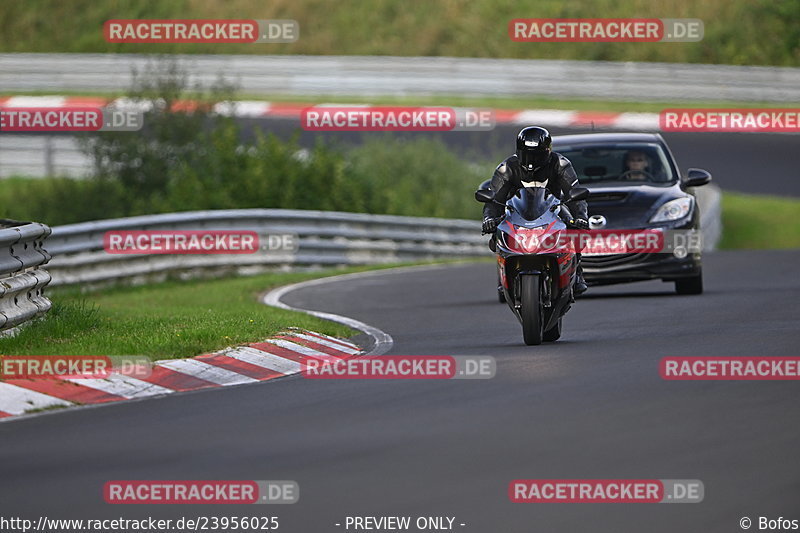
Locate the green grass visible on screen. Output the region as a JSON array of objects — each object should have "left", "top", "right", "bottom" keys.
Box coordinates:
[
  {"left": 4, "top": 89, "right": 796, "bottom": 112},
  {"left": 238, "top": 95, "right": 800, "bottom": 112},
  {"left": 719, "top": 192, "right": 800, "bottom": 249},
  {"left": 1, "top": 0, "right": 798, "bottom": 66},
  {"left": 0, "top": 265, "right": 424, "bottom": 359},
  {"left": 22, "top": 404, "right": 71, "bottom": 414}
]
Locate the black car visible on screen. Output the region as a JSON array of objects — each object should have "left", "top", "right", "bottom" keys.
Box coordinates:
[{"left": 551, "top": 132, "right": 711, "bottom": 294}]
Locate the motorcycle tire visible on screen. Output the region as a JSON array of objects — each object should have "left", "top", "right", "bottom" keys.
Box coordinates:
[
  {"left": 520, "top": 274, "right": 544, "bottom": 346},
  {"left": 497, "top": 273, "right": 506, "bottom": 303}
]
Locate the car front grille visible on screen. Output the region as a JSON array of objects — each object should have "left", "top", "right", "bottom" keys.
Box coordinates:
[
  {"left": 587, "top": 192, "right": 630, "bottom": 204},
  {"left": 581, "top": 252, "right": 649, "bottom": 267}
]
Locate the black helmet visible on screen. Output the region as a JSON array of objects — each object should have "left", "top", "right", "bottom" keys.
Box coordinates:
[{"left": 516, "top": 126, "right": 552, "bottom": 170}]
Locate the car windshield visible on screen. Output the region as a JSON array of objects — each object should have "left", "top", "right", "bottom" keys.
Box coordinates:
[{"left": 556, "top": 143, "right": 675, "bottom": 184}]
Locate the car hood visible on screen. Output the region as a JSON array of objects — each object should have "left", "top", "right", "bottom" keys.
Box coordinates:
[{"left": 585, "top": 183, "right": 687, "bottom": 229}]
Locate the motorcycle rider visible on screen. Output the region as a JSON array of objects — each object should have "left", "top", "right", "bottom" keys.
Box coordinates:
[{"left": 481, "top": 126, "right": 590, "bottom": 295}]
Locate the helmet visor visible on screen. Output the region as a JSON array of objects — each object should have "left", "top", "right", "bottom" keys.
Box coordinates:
[{"left": 518, "top": 148, "right": 549, "bottom": 169}]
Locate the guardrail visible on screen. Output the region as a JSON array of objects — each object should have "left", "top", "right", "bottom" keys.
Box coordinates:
[
  {"left": 0, "top": 220, "right": 52, "bottom": 333},
  {"left": 44, "top": 210, "right": 489, "bottom": 286},
  {"left": 695, "top": 183, "right": 722, "bottom": 251},
  {"left": 0, "top": 135, "right": 90, "bottom": 178},
  {"left": 2, "top": 53, "right": 799, "bottom": 102}
]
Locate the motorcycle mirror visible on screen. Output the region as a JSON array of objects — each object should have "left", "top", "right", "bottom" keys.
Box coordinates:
[
  {"left": 475, "top": 188, "right": 494, "bottom": 203},
  {"left": 564, "top": 187, "right": 590, "bottom": 203}
]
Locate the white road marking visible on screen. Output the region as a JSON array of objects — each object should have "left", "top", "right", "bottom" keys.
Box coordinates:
[
  {"left": 4, "top": 96, "right": 67, "bottom": 107},
  {"left": 289, "top": 333, "right": 360, "bottom": 355},
  {"left": 265, "top": 339, "right": 341, "bottom": 362},
  {"left": 67, "top": 373, "right": 174, "bottom": 399},
  {"left": 224, "top": 346, "right": 302, "bottom": 375},
  {"left": 0, "top": 382, "right": 72, "bottom": 415},
  {"left": 157, "top": 359, "right": 258, "bottom": 386}
]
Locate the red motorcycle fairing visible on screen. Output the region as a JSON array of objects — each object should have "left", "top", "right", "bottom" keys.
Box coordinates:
[{"left": 497, "top": 255, "right": 508, "bottom": 289}]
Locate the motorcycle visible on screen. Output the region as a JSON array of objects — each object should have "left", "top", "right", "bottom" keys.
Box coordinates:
[{"left": 476, "top": 184, "right": 590, "bottom": 345}]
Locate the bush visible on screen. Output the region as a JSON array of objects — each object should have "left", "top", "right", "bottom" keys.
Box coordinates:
[
  {"left": 0, "top": 136, "right": 489, "bottom": 226},
  {"left": 0, "top": 177, "right": 127, "bottom": 227},
  {"left": 347, "top": 136, "right": 488, "bottom": 219}
]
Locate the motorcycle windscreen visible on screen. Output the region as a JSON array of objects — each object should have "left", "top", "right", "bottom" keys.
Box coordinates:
[{"left": 508, "top": 187, "right": 555, "bottom": 223}]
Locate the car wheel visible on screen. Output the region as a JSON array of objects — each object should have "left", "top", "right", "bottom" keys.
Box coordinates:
[{"left": 675, "top": 270, "right": 703, "bottom": 295}]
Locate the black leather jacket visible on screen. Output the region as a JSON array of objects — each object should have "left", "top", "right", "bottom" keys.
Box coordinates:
[{"left": 483, "top": 152, "right": 588, "bottom": 221}]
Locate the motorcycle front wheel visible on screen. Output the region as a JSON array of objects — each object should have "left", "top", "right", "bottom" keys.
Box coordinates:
[{"left": 520, "top": 274, "right": 543, "bottom": 346}]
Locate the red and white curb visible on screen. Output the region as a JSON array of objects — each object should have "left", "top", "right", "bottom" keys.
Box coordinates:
[
  {"left": 0, "top": 95, "right": 659, "bottom": 131},
  {"left": 0, "top": 329, "right": 361, "bottom": 420}
]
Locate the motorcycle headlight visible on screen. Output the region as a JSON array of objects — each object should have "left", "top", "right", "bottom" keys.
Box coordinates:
[{"left": 650, "top": 197, "right": 693, "bottom": 223}]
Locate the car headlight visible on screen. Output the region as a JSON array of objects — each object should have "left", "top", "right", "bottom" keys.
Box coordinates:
[{"left": 650, "top": 197, "right": 693, "bottom": 223}]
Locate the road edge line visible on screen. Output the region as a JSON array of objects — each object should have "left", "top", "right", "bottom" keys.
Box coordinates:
[{"left": 261, "top": 264, "right": 465, "bottom": 356}]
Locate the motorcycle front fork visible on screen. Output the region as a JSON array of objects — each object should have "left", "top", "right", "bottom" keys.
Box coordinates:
[{"left": 512, "top": 271, "right": 552, "bottom": 309}]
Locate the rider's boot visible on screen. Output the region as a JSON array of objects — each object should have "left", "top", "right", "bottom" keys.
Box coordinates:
[{"left": 574, "top": 257, "right": 588, "bottom": 296}]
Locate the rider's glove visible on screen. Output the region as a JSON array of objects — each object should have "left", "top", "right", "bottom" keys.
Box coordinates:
[
  {"left": 482, "top": 216, "right": 502, "bottom": 234},
  {"left": 570, "top": 218, "right": 590, "bottom": 230}
]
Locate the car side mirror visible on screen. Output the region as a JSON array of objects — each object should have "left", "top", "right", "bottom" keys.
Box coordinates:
[
  {"left": 683, "top": 168, "right": 712, "bottom": 187},
  {"left": 475, "top": 188, "right": 494, "bottom": 203},
  {"left": 564, "top": 187, "right": 590, "bottom": 203}
]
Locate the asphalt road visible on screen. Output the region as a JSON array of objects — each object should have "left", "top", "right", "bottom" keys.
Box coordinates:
[
  {"left": 1, "top": 251, "right": 798, "bottom": 532},
  {"left": 240, "top": 118, "right": 800, "bottom": 197}
]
